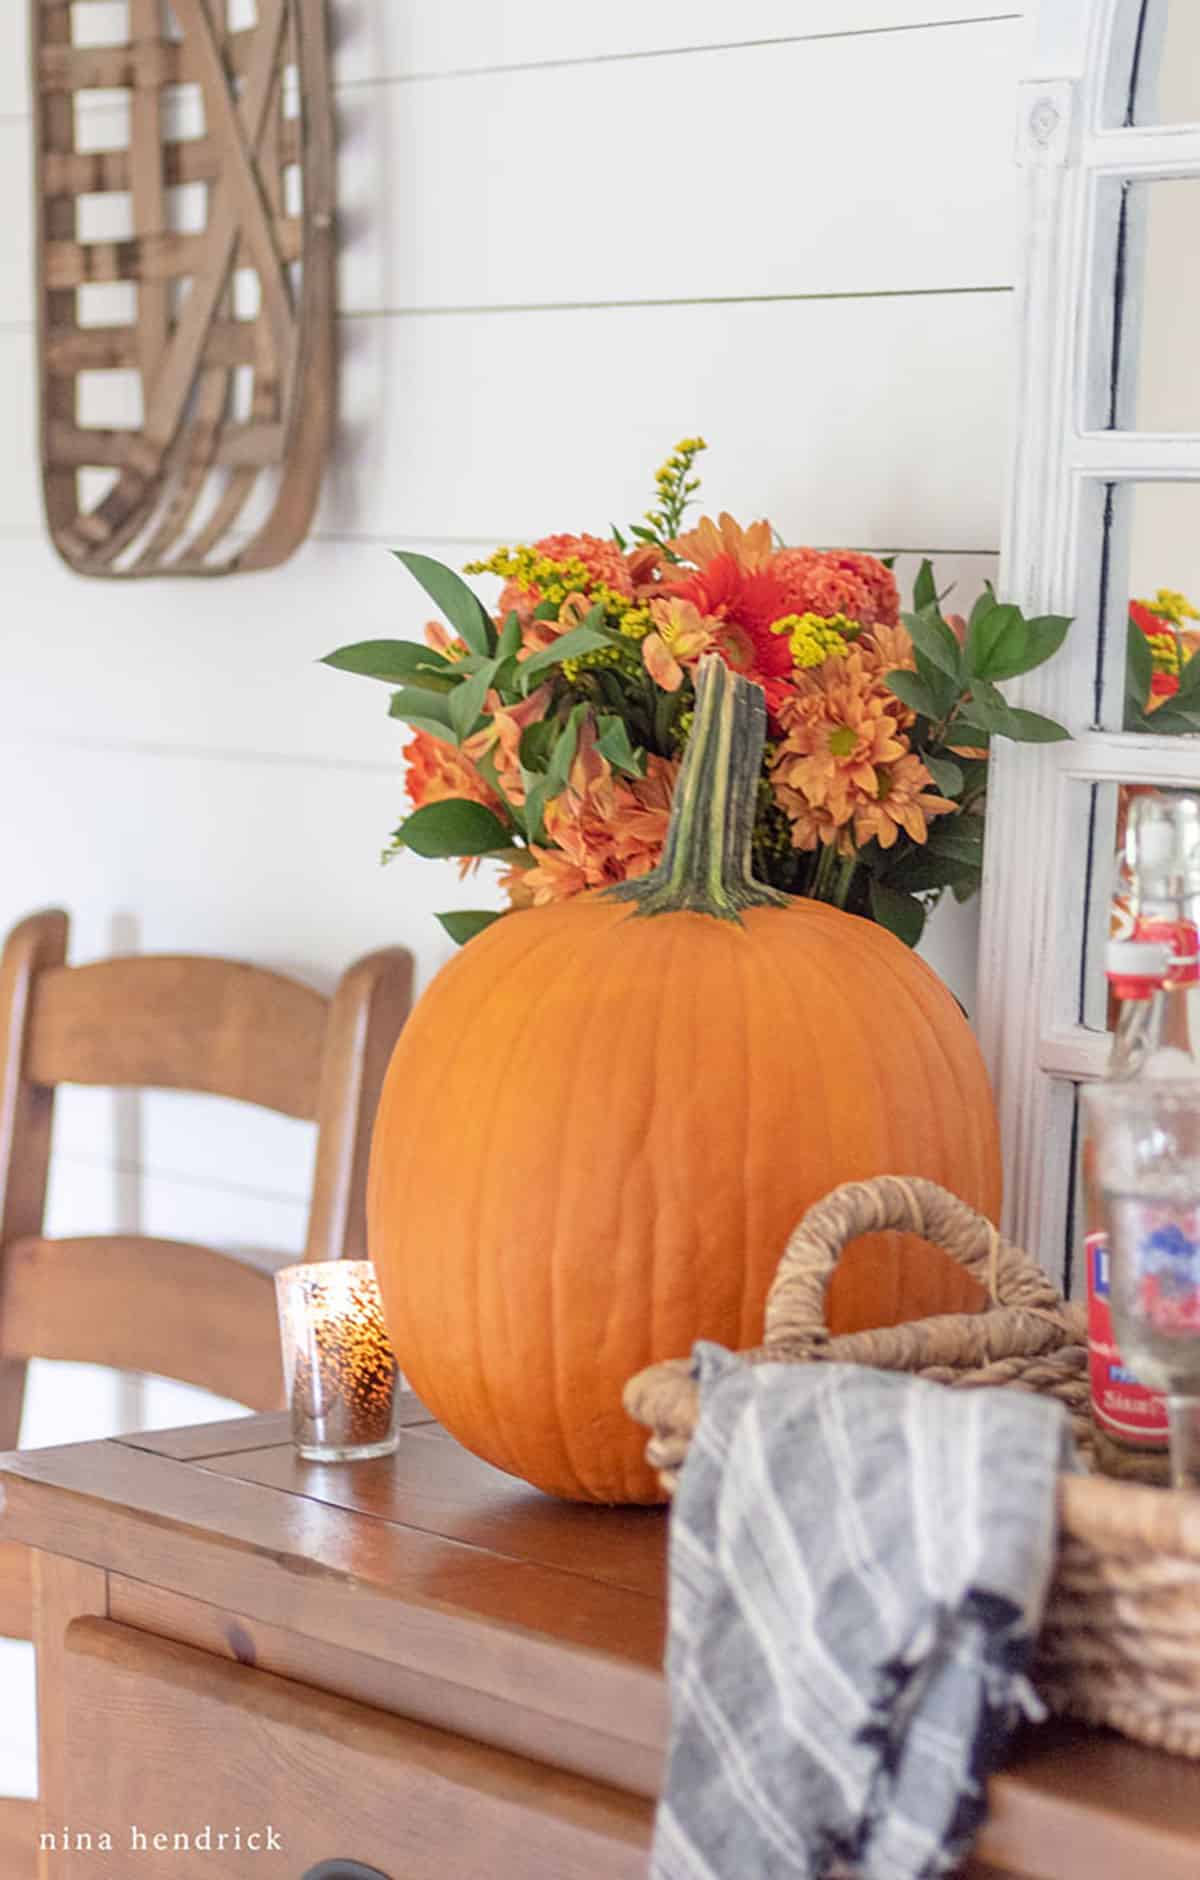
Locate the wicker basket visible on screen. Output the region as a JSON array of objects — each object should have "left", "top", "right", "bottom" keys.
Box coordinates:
[{"left": 624, "top": 1174, "right": 1200, "bottom": 1758}]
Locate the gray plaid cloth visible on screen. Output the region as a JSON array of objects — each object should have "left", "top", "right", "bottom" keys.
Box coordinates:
[{"left": 652, "top": 1346, "right": 1076, "bottom": 1880}]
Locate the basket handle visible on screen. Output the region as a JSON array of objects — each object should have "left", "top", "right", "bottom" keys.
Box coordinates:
[{"left": 763, "top": 1175, "right": 1065, "bottom": 1353}]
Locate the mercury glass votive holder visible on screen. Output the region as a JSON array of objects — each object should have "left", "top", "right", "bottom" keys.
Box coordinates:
[{"left": 274, "top": 1260, "right": 401, "bottom": 1461}]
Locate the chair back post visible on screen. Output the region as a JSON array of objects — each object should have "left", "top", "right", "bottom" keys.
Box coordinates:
[
  {"left": 305, "top": 948, "right": 413, "bottom": 1263},
  {"left": 0, "top": 911, "right": 68, "bottom": 1450}
]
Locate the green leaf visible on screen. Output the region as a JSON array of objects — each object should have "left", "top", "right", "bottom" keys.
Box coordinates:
[
  {"left": 543, "top": 706, "right": 587, "bottom": 799},
  {"left": 435, "top": 909, "right": 502, "bottom": 946},
  {"left": 395, "top": 799, "right": 512, "bottom": 859},
  {"left": 912, "top": 559, "right": 938, "bottom": 613},
  {"left": 924, "top": 754, "right": 964, "bottom": 797},
  {"left": 925, "top": 819, "right": 984, "bottom": 864},
  {"left": 496, "top": 611, "right": 523, "bottom": 660},
  {"left": 521, "top": 776, "right": 548, "bottom": 845},
  {"left": 951, "top": 870, "right": 982, "bottom": 904},
  {"left": 393, "top": 551, "right": 496, "bottom": 658},
  {"left": 1007, "top": 613, "right": 1071, "bottom": 676},
  {"left": 518, "top": 718, "right": 558, "bottom": 772},
  {"left": 517, "top": 614, "right": 612, "bottom": 691},
  {"left": 448, "top": 661, "right": 499, "bottom": 742},
  {"left": 611, "top": 523, "right": 628, "bottom": 550},
  {"left": 869, "top": 883, "right": 927, "bottom": 947},
  {"left": 904, "top": 603, "right": 963, "bottom": 684},
  {"left": 594, "top": 714, "right": 645, "bottom": 776},
  {"left": 1138, "top": 705, "right": 1200, "bottom": 735},
  {"left": 913, "top": 649, "right": 960, "bottom": 719},
  {"left": 960, "top": 678, "right": 1018, "bottom": 737},
  {"left": 386, "top": 689, "right": 458, "bottom": 743},
  {"left": 883, "top": 669, "right": 942, "bottom": 718},
  {"left": 1002, "top": 707, "right": 1072, "bottom": 743},
  {"left": 1125, "top": 621, "right": 1155, "bottom": 722},
  {"left": 969, "top": 605, "right": 1070, "bottom": 682},
  {"left": 1175, "top": 649, "right": 1200, "bottom": 701},
  {"left": 321, "top": 639, "right": 455, "bottom": 691},
  {"left": 882, "top": 851, "right": 980, "bottom": 895},
  {"left": 964, "top": 602, "right": 1024, "bottom": 680}
]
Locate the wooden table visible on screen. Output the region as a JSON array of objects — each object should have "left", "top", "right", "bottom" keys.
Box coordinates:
[{"left": 1, "top": 1399, "right": 1199, "bottom": 1878}]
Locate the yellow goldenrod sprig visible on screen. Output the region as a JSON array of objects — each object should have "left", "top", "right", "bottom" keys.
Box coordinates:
[
  {"left": 636, "top": 437, "right": 707, "bottom": 547},
  {"left": 770, "top": 612, "right": 860, "bottom": 670},
  {"left": 1143, "top": 587, "right": 1200, "bottom": 628}
]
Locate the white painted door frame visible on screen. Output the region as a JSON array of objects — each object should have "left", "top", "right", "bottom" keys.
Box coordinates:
[{"left": 980, "top": 0, "right": 1200, "bottom": 1283}]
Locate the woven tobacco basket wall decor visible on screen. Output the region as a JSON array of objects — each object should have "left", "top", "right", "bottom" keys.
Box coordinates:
[{"left": 31, "top": 0, "right": 335, "bottom": 577}]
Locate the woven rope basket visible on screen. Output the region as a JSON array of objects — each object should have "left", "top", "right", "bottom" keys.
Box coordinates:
[{"left": 624, "top": 1174, "right": 1200, "bottom": 1758}]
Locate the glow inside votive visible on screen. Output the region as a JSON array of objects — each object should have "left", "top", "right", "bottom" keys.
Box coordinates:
[{"left": 274, "top": 1260, "right": 401, "bottom": 1461}]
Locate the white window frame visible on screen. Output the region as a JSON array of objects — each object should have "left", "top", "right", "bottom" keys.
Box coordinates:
[{"left": 979, "top": 0, "right": 1200, "bottom": 1285}]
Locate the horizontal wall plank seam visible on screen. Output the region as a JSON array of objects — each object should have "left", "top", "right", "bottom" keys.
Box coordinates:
[
  {"left": 0, "top": 286, "right": 1014, "bottom": 346},
  {"left": 0, "top": 13, "right": 1024, "bottom": 128},
  {"left": 0, "top": 524, "right": 1002, "bottom": 555},
  {"left": 0, "top": 733, "right": 408, "bottom": 777},
  {"left": 333, "top": 15, "right": 1025, "bottom": 88},
  {"left": 54, "top": 1148, "right": 309, "bottom": 1212},
  {"left": 339, "top": 287, "right": 1015, "bottom": 318}
]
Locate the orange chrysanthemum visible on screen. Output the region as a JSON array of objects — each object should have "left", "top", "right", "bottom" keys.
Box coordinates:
[
  {"left": 513, "top": 731, "right": 677, "bottom": 906},
  {"left": 770, "top": 650, "right": 954, "bottom": 851},
  {"left": 771, "top": 548, "right": 900, "bottom": 629}
]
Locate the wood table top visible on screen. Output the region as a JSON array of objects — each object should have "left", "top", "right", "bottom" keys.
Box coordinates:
[{"left": 3, "top": 1399, "right": 1200, "bottom": 1878}]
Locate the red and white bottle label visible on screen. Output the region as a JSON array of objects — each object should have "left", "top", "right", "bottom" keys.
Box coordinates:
[{"left": 1086, "top": 1230, "right": 1170, "bottom": 1444}]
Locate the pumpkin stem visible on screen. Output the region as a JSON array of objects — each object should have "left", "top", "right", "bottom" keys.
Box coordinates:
[{"left": 606, "top": 655, "right": 790, "bottom": 922}]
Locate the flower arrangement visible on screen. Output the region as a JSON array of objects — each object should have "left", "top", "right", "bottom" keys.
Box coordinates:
[
  {"left": 325, "top": 441, "right": 1071, "bottom": 947},
  {"left": 1126, "top": 588, "right": 1200, "bottom": 729}
]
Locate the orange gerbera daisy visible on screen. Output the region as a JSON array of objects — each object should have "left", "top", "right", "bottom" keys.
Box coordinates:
[
  {"left": 664, "top": 554, "right": 795, "bottom": 691},
  {"left": 672, "top": 511, "right": 774, "bottom": 573}
]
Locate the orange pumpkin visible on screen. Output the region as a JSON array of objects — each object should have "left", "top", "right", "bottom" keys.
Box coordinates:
[{"left": 369, "top": 658, "right": 1001, "bottom": 1503}]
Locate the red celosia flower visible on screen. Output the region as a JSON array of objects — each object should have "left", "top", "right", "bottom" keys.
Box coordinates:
[
  {"left": 498, "top": 532, "right": 633, "bottom": 623},
  {"left": 1130, "top": 600, "right": 1162, "bottom": 638},
  {"left": 771, "top": 548, "right": 899, "bottom": 629},
  {"left": 1151, "top": 671, "right": 1180, "bottom": 698}
]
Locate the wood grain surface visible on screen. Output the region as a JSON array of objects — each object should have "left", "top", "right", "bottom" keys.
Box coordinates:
[{"left": 4, "top": 1414, "right": 1200, "bottom": 1879}]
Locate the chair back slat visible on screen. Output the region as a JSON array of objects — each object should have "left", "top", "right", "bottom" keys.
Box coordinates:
[
  {"left": 27, "top": 955, "right": 328, "bottom": 1119},
  {"left": 307, "top": 948, "right": 415, "bottom": 1261},
  {"left": 0, "top": 1235, "right": 284, "bottom": 1412},
  {"left": 0, "top": 912, "right": 413, "bottom": 1692},
  {"left": 0, "top": 1543, "right": 32, "bottom": 1640}
]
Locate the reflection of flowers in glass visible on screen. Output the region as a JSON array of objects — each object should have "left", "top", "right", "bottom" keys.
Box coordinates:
[{"left": 1130, "top": 590, "right": 1200, "bottom": 709}]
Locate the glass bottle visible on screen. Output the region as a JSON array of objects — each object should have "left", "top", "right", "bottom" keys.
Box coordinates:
[{"left": 1086, "top": 796, "right": 1200, "bottom": 1478}]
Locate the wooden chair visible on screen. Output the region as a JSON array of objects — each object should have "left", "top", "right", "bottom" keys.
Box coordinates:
[{"left": 0, "top": 909, "right": 412, "bottom": 1871}]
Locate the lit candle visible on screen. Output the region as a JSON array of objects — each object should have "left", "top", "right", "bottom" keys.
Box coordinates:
[{"left": 274, "top": 1261, "right": 402, "bottom": 1461}]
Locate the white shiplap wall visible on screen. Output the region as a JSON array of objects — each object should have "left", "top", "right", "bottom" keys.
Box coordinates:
[
  {"left": 0, "top": 12, "right": 1027, "bottom": 1415},
  {"left": 0, "top": 0, "right": 1027, "bottom": 1796}
]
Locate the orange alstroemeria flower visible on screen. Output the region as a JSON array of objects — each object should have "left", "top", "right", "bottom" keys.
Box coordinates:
[
  {"left": 642, "top": 598, "right": 721, "bottom": 692},
  {"left": 462, "top": 685, "right": 552, "bottom": 807}
]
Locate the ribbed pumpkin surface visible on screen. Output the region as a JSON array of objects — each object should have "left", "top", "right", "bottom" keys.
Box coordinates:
[{"left": 368, "top": 892, "right": 1001, "bottom": 1504}]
